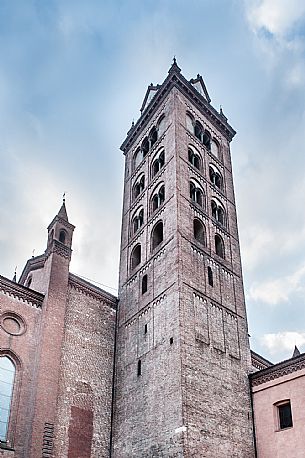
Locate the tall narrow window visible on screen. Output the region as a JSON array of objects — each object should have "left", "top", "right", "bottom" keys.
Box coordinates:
[
  {"left": 211, "top": 140, "right": 220, "bottom": 159},
  {"left": 194, "top": 121, "right": 203, "bottom": 142},
  {"left": 151, "top": 221, "right": 163, "bottom": 251},
  {"left": 133, "top": 175, "right": 145, "bottom": 200},
  {"left": 59, "top": 230, "right": 66, "bottom": 244},
  {"left": 152, "top": 150, "right": 165, "bottom": 178},
  {"left": 202, "top": 130, "right": 211, "bottom": 150},
  {"left": 0, "top": 357, "right": 15, "bottom": 442},
  {"left": 215, "top": 234, "right": 225, "bottom": 259},
  {"left": 131, "top": 244, "right": 141, "bottom": 270},
  {"left": 211, "top": 200, "right": 225, "bottom": 226},
  {"left": 188, "top": 148, "right": 201, "bottom": 170},
  {"left": 151, "top": 185, "right": 165, "bottom": 213},
  {"left": 132, "top": 209, "right": 144, "bottom": 235},
  {"left": 149, "top": 126, "right": 158, "bottom": 148},
  {"left": 141, "top": 137, "right": 149, "bottom": 157},
  {"left": 190, "top": 182, "right": 204, "bottom": 207},
  {"left": 209, "top": 165, "right": 222, "bottom": 190},
  {"left": 186, "top": 112, "right": 194, "bottom": 134},
  {"left": 133, "top": 148, "right": 143, "bottom": 170},
  {"left": 193, "top": 219, "right": 205, "bottom": 245},
  {"left": 157, "top": 115, "right": 166, "bottom": 137},
  {"left": 277, "top": 401, "right": 293, "bottom": 429},
  {"left": 137, "top": 360, "right": 142, "bottom": 376},
  {"left": 142, "top": 275, "right": 148, "bottom": 294},
  {"left": 208, "top": 266, "right": 213, "bottom": 286}
]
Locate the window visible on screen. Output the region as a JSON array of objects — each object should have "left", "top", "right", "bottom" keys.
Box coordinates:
[
  {"left": 209, "top": 165, "right": 222, "bottom": 190},
  {"left": 131, "top": 244, "right": 141, "bottom": 270},
  {"left": 194, "top": 121, "right": 203, "bottom": 142},
  {"left": 0, "top": 357, "right": 15, "bottom": 442},
  {"left": 211, "top": 140, "right": 219, "bottom": 159},
  {"left": 149, "top": 126, "right": 158, "bottom": 149},
  {"left": 186, "top": 112, "right": 194, "bottom": 134},
  {"left": 59, "top": 230, "right": 66, "bottom": 244},
  {"left": 151, "top": 185, "right": 165, "bottom": 213},
  {"left": 211, "top": 200, "right": 225, "bottom": 226},
  {"left": 157, "top": 115, "right": 166, "bottom": 137},
  {"left": 137, "top": 360, "right": 142, "bottom": 376},
  {"left": 190, "top": 181, "right": 204, "bottom": 207},
  {"left": 132, "top": 209, "right": 144, "bottom": 235},
  {"left": 144, "top": 324, "right": 148, "bottom": 334},
  {"left": 208, "top": 266, "right": 213, "bottom": 286},
  {"left": 169, "top": 337, "right": 174, "bottom": 345},
  {"left": 133, "top": 175, "right": 145, "bottom": 200},
  {"left": 141, "top": 137, "right": 149, "bottom": 157},
  {"left": 142, "top": 275, "right": 148, "bottom": 294},
  {"left": 151, "top": 150, "right": 165, "bottom": 178},
  {"left": 276, "top": 401, "right": 293, "bottom": 430},
  {"left": 193, "top": 219, "right": 205, "bottom": 245},
  {"left": 188, "top": 148, "right": 201, "bottom": 170},
  {"left": 133, "top": 148, "right": 143, "bottom": 170},
  {"left": 215, "top": 234, "right": 225, "bottom": 259},
  {"left": 151, "top": 221, "right": 163, "bottom": 251},
  {"left": 202, "top": 130, "right": 211, "bottom": 150}
]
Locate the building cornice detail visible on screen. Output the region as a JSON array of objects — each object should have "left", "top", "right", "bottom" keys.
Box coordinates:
[
  {"left": 69, "top": 274, "right": 117, "bottom": 309},
  {"left": 45, "top": 240, "right": 72, "bottom": 260},
  {"left": 121, "top": 70, "right": 236, "bottom": 153},
  {"left": 0, "top": 275, "right": 44, "bottom": 309},
  {"left": 250, "top": 353, "right": 305, "bottom": 386}
]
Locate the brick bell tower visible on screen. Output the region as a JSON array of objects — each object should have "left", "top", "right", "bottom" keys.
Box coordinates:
[{"left": 112, "top": 60, "right": 255, "bottom": 457}]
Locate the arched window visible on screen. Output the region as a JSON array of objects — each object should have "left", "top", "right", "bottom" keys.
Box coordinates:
[
  {"left": 211, "top": 200, "right": 225, "bottom": 226},
  {"left": 141, "top": 137, "right": 149, "bottom": 157},
  {"left": 132, "top": 209, "right": 144, "bottom": 235},
  {"left": 133, "top": 148, "right": 143, "bottom": 170},
  {"left": 186, "top": 112, "right": 194, "bottom": 134},
  {"left": 133, "top": 175, "right": 145, "bottom": 200},
  {"left": 202, "top": 130, "right": 211, "bottom": 150},
  {"left": 151, "top": 150, "right": 165, "bottom": 178},
  {"left": 0, "top": 356, "right": 15, "bottom": 442},
  {"left": 209, "top": 165, "right": 222, "bottom": 190},
  {"left": 151, "top": 185, "right": 165, "bottom": 213},
  {"left": 131, "top": 244, "right": 141, "bottom": 270},
  {"left": 149, "top": 126, "right": 158, "bottom": 149},
  {"left": 194, "top": 121, "right": 203, "bottom": 142},
  {"left": 190, "top": 181, "right": 204, "bottom": 207},
  {"left": 207, "top": 266, "right": 214, "bottom": 286},
  {"left": 215, "top": 234, "right": 225, "bottom": 258},
  {"left": 211, "top": 140, "right": 220, "bottom": 159},
  {"left": 188, "top": 148, "right": 201, "bottom": 170},
  {"left": 59, "top": 230, "right": 66, "bottom": 244},
  {"left": 157, "top": 115, "right": 166, "bottom": 137},
  {"left": 193, "top": 219, "right": 206, "bottom": 245},
  {"left": 151, "top": 221, "right": 163, "bottom": 251},
  {"left": 142, "top": 275, "right": 148, "bottom": 294}
]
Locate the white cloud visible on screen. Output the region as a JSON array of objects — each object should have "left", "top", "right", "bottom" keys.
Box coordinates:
[
  {"left": 261, "top": 331, "right": 305, "bottom": 356},
  {"left": 248, "top": 265, "right": 305, "bottom": 305},
  {"left": 246, "top": 0, "right": 305, "bottom": 37}
]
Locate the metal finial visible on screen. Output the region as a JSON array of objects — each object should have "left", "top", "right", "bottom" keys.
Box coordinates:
[
  {"left": 63, "top": 192, "right": 66, "bottom": 204},
  {"left": 32, "top": 249, "right": 35, "bottom": 258},
  {"left": 12, "top": 266, "right": 17, "bottom": 282},
  {"left": 173, "top": 56, "right": 176, "bottom": 64}
]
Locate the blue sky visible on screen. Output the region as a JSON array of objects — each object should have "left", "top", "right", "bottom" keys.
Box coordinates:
[{"left": 1, "top": 0, "right": 305, "bottom": 362}]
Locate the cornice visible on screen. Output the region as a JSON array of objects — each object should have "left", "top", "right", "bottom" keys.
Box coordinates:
[
  {"left": 69, "top": 273, "right": 117, "bottom": 309},
  {"left": 0, "top": 275, "right": 44, "bottom": 309},
  {"left": 121, "top": 69, "right": 236, "bottom": 154},
  {"left": 45, "top": 240, "right": 72, "bottom": 260},
  {"left": 250, "top": 353, "right": 305, "bottom": 386}
]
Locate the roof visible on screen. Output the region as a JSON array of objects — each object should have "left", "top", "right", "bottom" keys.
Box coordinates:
[{"left": 121, "top": 60, "right": 236, "bottom": 153}]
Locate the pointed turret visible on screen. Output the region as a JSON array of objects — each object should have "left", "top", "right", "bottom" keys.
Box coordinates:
[
  {"left": 292, "top": 345, "right": 301, "bottom": 358},
  {"left": 57, "top": 200, "right": 69, "bottom": 221},
  {"left": 46, "top": 197, "right": 75, "bottom": 255}
]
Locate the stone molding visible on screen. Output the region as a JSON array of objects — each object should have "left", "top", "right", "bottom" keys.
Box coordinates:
[
  {"left": 0, "top": 275, "right": 44, "bottom": 309},
  {"left": 250, "top": 353, "right": 305, "bottom": 386}
]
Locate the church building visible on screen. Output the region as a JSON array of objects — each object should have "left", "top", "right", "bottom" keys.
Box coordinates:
[{"left": 0, "top": 61, "right": 304, "bottom": 458}]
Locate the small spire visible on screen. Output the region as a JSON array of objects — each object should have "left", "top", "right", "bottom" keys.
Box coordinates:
[
  {"left": 57, "top": 195, "right": 69, "bottom": 221},
  {"left": 168, "top": 56, "right": 181, "bottom": 74},
  {"left": 12, "top": 266, "right": 17, "bottom": 283},
  {"left": 219, "top": 105, "right": 228, "bottom": 122},
  {"left": 292, "top": 345, "right": 301, "bottom": 358},
  {"left": 32, "top": 249, "right": 35, "bottom": 258}
]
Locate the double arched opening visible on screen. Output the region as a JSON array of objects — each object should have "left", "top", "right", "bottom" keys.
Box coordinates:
[
  {"left": 190, "top": 180, "right": 205, "bottom": 208},
  {"left": 211, "top": 199, "right": 225, "bottom": 227},
  {"left": 151, "top": 184, "right": 165, "bottom": 214},
  {"left": 132, "top": 115, "right": 166, "bottom": 171},
  {"left": 151, "top": 149, "right": 165, "bottom": 178}
]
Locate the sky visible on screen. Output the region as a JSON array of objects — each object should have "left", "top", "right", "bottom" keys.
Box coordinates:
[{"left": 1, "top": 0, "right": 305, "bottom": 363}]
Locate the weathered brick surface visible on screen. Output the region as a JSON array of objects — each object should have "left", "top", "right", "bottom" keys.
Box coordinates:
[{"left": 113, "top": 69, "right": 255, "bottom": 456}]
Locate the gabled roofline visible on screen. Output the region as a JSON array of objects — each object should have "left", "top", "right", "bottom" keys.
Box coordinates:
[
  {"left": 19, "top": 254, "right": 46, "bottom": 285},
  {"left": 120, "top": 63, "right": 236, "bottom": 154},
  {"left": 0, "top": 274, "right": 44, "bottom": 308},
  {"left": 69, "top": 273, "right": 118, "bottom": 309}
]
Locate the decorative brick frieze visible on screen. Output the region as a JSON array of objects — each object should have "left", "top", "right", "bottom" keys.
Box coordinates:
[
  {"left": 250, "top": 354, "right": 305, "bottom": 386},
  {"left": 45, "top": 240, "right": 72, "bottom": 260},
  {"left": 0, "top": 275, "right": 44, "bottom": 308}
]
